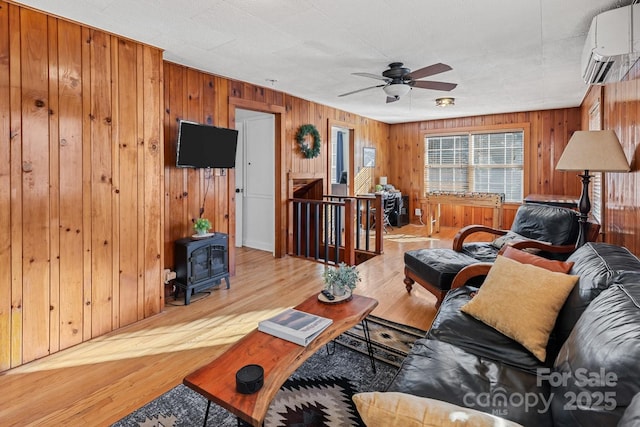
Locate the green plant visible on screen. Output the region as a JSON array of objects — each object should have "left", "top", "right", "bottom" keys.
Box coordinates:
[
  {"left": 193, "top": 218, "right": 211, "bottom": 234},
  {"left": 323, "top": 262, "right": 360, "bottom": 295}
]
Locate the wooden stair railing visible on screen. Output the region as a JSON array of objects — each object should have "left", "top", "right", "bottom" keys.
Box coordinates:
[{"left": 289, "top": 194, "right": 383, "bottom": 265}]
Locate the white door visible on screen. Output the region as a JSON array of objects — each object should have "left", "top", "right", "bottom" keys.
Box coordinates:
[
  {"left": 235, "top": 123, "right": 245, "bottom": 247},
  {"left": 235, "top": 110, "right": 275, "bottom": 253}
]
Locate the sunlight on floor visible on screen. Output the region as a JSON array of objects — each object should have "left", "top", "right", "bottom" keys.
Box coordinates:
[
  {"left": 382, "top": 233, "right": 438, "bottom": 243},
  {"left": 7, "top": 307, "right": 291, "bottom": 374}
]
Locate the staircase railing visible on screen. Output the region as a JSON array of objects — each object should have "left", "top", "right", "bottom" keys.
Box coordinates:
[{"left": 289, "top": 193, "right": 383, "bottom": 265}]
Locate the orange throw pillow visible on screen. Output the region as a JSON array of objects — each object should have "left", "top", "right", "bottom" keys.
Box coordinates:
[{"left": 501, "top": 245, "right": 574, "bottom": 273}]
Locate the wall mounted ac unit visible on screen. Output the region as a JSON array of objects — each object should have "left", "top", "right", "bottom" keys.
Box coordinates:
[{"left": 582, "top": 4, "right": 640, "bottom": 85}]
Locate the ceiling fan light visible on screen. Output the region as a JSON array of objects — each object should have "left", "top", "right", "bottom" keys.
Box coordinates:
[
  {"left": 383, "top": 83, "right": 411, "bottom": 98},
  {"left": 435, "top": 97, "right": 455, "bottom": 107}
]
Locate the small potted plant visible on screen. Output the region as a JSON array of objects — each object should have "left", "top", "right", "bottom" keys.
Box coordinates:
[
  {"left": 193, "top": 218, "right": 211, "bottom": 236},
  {"left": 323, "top": 262, "right": 361, "bottom": 297}
]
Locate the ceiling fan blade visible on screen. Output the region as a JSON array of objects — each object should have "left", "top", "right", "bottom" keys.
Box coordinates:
[
  {"left": 386, "top": 96, "right": 399, "bottom": 103},
  {"left": 338, "top": 84, "right": 385, "bottom": 97},
  {"left": 411, "top": 80, "right": 457, "bottom": 91},
  {"left": 352, "top": 72, "right": 390, "bottom": 81},
  {"left": 407, "top": 63, "right": 452, "bottom": 80}
]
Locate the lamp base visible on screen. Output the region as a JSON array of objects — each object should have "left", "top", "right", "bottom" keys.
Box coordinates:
[{"left": 576, "top": 171, "right": 592, "bottom": 248}]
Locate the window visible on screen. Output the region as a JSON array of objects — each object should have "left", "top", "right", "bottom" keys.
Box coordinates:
[{"left": 425, "top": 130, "right": 524, "bottom": 202}]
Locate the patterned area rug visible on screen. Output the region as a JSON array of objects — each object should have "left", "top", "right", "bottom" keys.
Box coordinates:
[
  {"left": 335, "top": 315, "right": 427, "bottom": 367},
  {"left": 113, "top": 316, "right": 426, "bottom": 427},
  {"left": 264, "top": 375, "right": 363, "bottom": 426}
]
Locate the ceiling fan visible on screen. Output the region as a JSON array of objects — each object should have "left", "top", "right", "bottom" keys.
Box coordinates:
[{"left": 339, "top": 62, "right": 457, "bottom": 103}]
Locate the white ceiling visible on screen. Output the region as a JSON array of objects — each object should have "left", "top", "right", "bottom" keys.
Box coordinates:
[{"left": 15, "top": 0, "right": 629, "bottom": 124}]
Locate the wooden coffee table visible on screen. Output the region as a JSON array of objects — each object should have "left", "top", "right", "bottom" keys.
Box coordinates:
[{"left": 183, "top": 293, "right": 378, "bottom": 427}]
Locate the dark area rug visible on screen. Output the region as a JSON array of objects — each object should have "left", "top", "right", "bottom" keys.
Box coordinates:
[{"left": 112, "top": 315, "right": 426, "bottom": 427}]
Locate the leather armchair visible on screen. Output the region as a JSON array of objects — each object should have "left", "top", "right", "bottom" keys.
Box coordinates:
[{"left": 452, "top": 203, "right": 599, "bottom": 262}]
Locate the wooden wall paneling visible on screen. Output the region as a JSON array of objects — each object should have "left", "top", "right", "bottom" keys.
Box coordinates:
[
  {"left": 9, "top": 3, "right": 24, "bottom": 368},
  {"left": 135, "top": 44, "right": 145, "bottom": 320},
  {"left": 142, "top": 45, "right": 163, "bottom": 316},
  {"left": 89, "top": 29, "right": 114, "bottom": 337},
  {"left": 57, "top": 19, "right": 84, "bottom": 351},
  {"left": 162, "top": 63, "right": 171, "bottom": 268},
  {"left": 164, "top": 63, "right": 185, "bottom": 268},
  {"left": 201, "top": 75, "right": 223, "bottom": 234},
  {"left": 116, "top": 38, "right": 139, "bottom": 327},
  {"left": 47, "top": 15, "right": 61, "bottom": 354},
  {"left": 290, "top": 97, "right": 301, "bottom": 173},
  {"left": 600, "top": 71, "right": 640, "bottom": 254},
  {"left": 274, "top": 107, "right": 285, "bottom": 260},
  {"left": 561, "top": 109, "right": 581, "bottom": 194},
  {"left": 110, "top": 35, "right": 121, "bottom": 329},
  {"left": 295, "top": 98, "right": 312, "bottom": 174},
  {"left": 162, "top": 63, "right": 172, "bottom": 269},
  {"left": 229, "top": 80, "right": 242, "bottom": 98},
  {"left": 9, "top": 0, "right": 23, "bottom": 369},
  {"left": 1, "top": 2, "right": 165, "bottom": 370},
  {"left": 20, "top": 8, "right": 51, "bottom": 362},
  {"left": 0, "top": 0, "right": 11, "bottom": 370},
  {"left": 538, "top": 110, "right": 553, "bottom": 195},
  {"left": 215, "top": 76, "right": 234, "bottom": 265},
  {"left": 252, "top": 83, "right": 265, "bottom": 103},
  {"left": 81, "top": 26, "right": 93, "bottom": 342},
  {"left": 186, "top": 68, "right": 203, "bottom": 228}
]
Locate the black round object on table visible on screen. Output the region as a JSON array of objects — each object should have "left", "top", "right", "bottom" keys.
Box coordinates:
[{"left": 236, "top": 364, "right": 264, "bottom": 394}]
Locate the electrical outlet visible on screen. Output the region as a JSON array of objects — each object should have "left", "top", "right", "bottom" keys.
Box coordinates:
[
  {"left": 163, "top": 269, "right": 177, "bottom": 284},
  {"left": 415, "top": 208, "right": 422, "bottom": 216}
]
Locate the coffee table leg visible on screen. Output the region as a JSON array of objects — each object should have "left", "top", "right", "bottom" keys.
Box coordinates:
[
  {"left": 325, "top": 340, "right": 335, "bottom": 355},
  {"left": 203, "top": 400, "right": 211, "bottom": 427},
  {"left": 361, "top": 318, "right": 376, "bottom": 373}
]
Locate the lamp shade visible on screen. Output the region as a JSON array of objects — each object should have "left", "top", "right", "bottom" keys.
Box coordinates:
[
  {"left": 556, "top": 130, "right": 630, "bottom": 172},
  {"left": 383, "top": 83, "right": 410, "bottom": 98}
]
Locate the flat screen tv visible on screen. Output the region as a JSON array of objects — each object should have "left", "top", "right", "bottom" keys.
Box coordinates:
[{"left": 176, "top": 120, "right": 239, "bottom": 168}]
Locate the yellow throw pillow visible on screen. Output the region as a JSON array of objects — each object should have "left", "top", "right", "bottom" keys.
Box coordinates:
[
  {"left": 460, "top": 255, "right": 578, "bottom": 361},
  {"left": 352, "top": 392, "right": 523, "bottom": 427}
]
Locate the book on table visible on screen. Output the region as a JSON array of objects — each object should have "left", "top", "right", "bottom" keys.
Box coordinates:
[{"left": 258, "top": 308, "right": 333, "bottom": 346}]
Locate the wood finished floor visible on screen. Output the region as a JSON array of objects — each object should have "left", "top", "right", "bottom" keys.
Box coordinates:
[{"left": 0, "top": 225, "right": 463, "bottom": 426}]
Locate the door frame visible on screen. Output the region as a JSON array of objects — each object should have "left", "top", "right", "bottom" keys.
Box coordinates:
[
  {"left": 229, "top": 98, "right": 286, "bottom": 257},
  {"left": 234, "top": 110, "right": 275, "bottom": 252},
  {"left": 327, "top": 119, "right": 355, "bottom": 195}
]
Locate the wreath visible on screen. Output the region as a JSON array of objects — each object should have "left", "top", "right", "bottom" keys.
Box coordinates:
[{"left": 296, "top": 124, "right": 321, "bottom": 159}]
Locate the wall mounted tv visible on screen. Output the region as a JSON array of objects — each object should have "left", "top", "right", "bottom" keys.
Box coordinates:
[{"left": 176, "top": 120, "right": 239, "bottom": 168}]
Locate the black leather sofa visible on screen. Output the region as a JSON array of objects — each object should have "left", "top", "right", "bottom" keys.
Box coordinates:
[{"left": 387, "top": 243, "right": 640, "bottom": 426}]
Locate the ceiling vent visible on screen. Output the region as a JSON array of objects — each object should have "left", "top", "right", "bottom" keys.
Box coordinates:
[{"left": 582, "top": 3, "right": 640, "bottom": 84}]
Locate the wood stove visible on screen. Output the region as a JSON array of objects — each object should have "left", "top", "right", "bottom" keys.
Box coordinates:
[{"left": 174, "top": 233, "right": 230, "bottom": 305}]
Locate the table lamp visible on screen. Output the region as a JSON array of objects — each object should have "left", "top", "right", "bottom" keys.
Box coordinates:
[{"left": 555, "top": 130, "right": 630, "bottom": 247}]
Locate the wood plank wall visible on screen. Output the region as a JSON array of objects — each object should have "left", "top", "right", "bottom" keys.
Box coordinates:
[
  {"left": 163, "top": 65, "right": 235, "bottom": 271},
  {"left": 389, "top": 109, "right": 583, "bottom": 230},
  {"left": 0, "top": 2, "right": 164, "bottom": 370},
  {"left": 583, "top": 63, "right": 640, "bottom": 255},
  {"left": 162, "top": 62, "right": 390, "bottom": 272}
]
